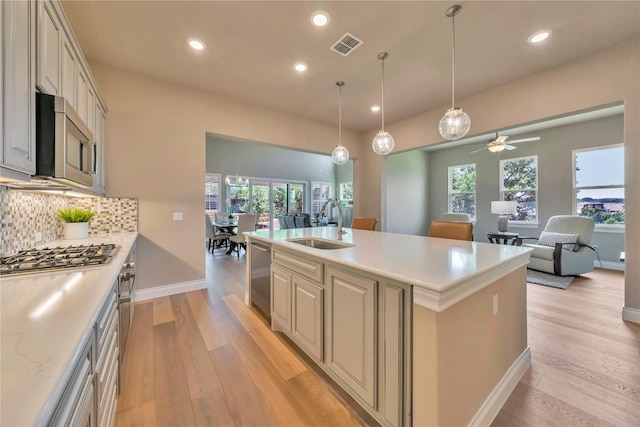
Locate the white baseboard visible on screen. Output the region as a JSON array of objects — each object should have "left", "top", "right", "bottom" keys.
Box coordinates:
[
  {"left": 134, "top": 279, "right": 207, "bottom": 302},
  {"left": 596, "top": 261, "right": 624, "bottom": 271},
  {"left": 468, "top": 346, "right": 532, "bottom": 427},
  {"left": 622, "top": 306, "right": 640, "bottom": 324}
]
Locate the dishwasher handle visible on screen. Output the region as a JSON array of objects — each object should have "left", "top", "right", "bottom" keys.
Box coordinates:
[{"left": 250, "top": 242, "right": 271, "bottom": 253}]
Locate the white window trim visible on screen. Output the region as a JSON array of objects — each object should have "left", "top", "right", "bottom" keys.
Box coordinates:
[
  {"left": 447, "top": 163, "right": 476, "bottom": 220},
  {"left": 499, "top": 155, "right": 538, "bottom": 225},
  {"left": 573, "top": 143, "right": 624, "bottom": 229}
]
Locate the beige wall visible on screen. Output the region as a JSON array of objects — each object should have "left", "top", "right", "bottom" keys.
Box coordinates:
[
  {"left": 413, "top": 268, "right": 528, "bottom": 426},
  {"left": 90, "top": 63, "right": 363, "bottom": 290},
  {"left": 361, "top": 39, "right": 640, "bottom": 316}
]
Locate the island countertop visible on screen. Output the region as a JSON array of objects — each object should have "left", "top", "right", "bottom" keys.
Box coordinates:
[
  {"left": 1, "top": 232, "right": 138, "bottom": 427},
  {"left": 246, "top": 227, "right": 531, "bottom": 311}
]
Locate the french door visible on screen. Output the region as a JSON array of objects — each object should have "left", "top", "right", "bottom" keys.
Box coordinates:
[{"left": 246, "top": 180, "right": 305, "bottom": 230}]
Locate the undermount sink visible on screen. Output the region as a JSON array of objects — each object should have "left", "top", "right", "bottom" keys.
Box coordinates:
[{"left": 286, "top": 238, "right": 355, "bottom": 250}]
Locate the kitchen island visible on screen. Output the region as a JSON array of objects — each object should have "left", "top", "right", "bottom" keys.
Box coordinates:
[
  {"left": 246, "top": 227, "right": 532, "bottom": 427},
  {"left": 0, "top": 232, "right": 138, "bottom": 427}
]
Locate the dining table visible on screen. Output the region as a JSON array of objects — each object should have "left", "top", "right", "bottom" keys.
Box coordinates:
[{"left": 212, "top": 221, "right": 238, "bottom": 254}]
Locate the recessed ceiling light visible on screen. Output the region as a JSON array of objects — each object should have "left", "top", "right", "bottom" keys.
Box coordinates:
[
  {"left": 310, "top": 10, "right": 330, "bottom": 27},
  {"left": 293, "top": 62, "right": 308, "bottom": 72},
  {"left": 371, "top": 105, "right": 381, "bottom": 112},
  {"left": 528, "top": 30, "right": 552, "bottom": 44},
  {"left": 187, "top": 38, "right": 206, "bottom": 50}
]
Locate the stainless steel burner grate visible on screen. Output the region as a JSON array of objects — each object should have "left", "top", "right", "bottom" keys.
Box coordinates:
[{"left": 0, "top": 244, "right": 119, "bottom": 276}]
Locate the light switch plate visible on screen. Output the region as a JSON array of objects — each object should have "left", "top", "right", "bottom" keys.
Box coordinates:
[
  {"left": 172, "top": 212, "right": 184, "bottom": 222},
  {"left": 493, "top": 294, "right": 499, "bottom": 315},
  {"left": 35, "top": 232, "right": 42, "bottom": 242}
]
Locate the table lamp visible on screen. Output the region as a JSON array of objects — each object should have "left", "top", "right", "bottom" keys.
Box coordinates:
[{"left": 491, "top": 201, "right": 518, "bottom": 232}]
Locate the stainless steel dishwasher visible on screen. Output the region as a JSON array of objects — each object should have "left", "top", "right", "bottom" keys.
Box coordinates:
[{"left": 249, "top": 240, "right": 271, "bottom": 318}]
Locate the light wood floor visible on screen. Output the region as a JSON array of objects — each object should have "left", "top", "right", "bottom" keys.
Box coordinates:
[{"left": 115, "top": 250, "right": 639, "bottom": 426}]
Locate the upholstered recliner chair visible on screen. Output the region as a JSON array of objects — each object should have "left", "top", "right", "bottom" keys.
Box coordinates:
[{"left": 521, "top": 215, "right": 597, "bottom": 276}]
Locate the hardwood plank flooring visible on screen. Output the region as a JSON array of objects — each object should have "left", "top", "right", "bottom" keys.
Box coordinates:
[{"left": 116, "top": 250, "right": 639, "bottom": 426}]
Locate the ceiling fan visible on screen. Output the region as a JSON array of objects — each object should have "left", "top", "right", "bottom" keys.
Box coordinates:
[{"left": 471, "top": 134, "right": 541, "bottom": 153}]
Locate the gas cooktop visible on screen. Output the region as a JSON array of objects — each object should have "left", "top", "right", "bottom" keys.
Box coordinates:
[{"left": 0, "top": 244, "right": 119, "bottom": 276}]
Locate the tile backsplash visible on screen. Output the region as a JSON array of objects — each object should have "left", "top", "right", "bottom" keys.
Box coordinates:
[{"left": 0, "top": 187, "right": 137, "bottom": 255}]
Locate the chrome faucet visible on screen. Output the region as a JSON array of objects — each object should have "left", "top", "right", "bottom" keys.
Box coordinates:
[{"left": 319, "top": 198, "right": 347, "bottom": 240}]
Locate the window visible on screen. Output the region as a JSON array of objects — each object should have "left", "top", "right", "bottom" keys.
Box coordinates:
[
  {"left": 574, "top": 144, "right": 624, "bottom": 226},
  {"left": 339, "top": 182, "right": 353, "bottom": 202},
  {"left": 448, "top": 164, "right": 476, "bottom": 219},
  {"left": 311, "top": 182, "right": 331, "bottom": 215},
  {"left": 205, "top": 173, "right": 221, "bottom": 212},
  {"left": 500, "top": 155, "right": 538, "bottom": 223}
]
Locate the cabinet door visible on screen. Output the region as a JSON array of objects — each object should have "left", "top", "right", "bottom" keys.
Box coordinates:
[
  {"left": 271, "top": 265, "right": 292, "bottom": 332},
  {"left": 326, "top": 267, "right": 377, "bottom": 408},
  {"left": 76, "top": 65, "right": 89, "bottom": 123},
  {"left": 379, "top": 284, "right": 406, "bottom": 427},
  {"left": 2, "top": 0, "right": 36, "bottom": 174},
  {"left": 93, "top": 103, "right": 106, "bottom": 194},
  {"left": 36, "top": 0, "right": 60, "bottom": 95},
  {"left": 61, "top": 35, "right": 76, "bottom": 106},
  {"left": 292, "top": 276, "right": 323, "bottom": 361},
  {"left": 87, "top": 85, "right": 96, "bottom": 133}
]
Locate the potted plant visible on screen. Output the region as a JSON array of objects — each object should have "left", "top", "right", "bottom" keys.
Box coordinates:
[{"left": 56, "top": 207, "right": 96, "bottom": 239}]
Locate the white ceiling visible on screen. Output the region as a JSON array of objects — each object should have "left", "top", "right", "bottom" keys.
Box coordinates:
[{"left": 61, "top": 1, "right": 639, "bottom": 132}]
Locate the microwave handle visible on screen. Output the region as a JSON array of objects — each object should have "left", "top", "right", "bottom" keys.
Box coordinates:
[{"left": 79, "top": 140, "right": 97, "bottom": 176}]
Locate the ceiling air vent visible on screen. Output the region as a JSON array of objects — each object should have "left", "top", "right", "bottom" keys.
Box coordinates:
[{"left": 330, "top": 32, "right": 363, "bottom": 57}]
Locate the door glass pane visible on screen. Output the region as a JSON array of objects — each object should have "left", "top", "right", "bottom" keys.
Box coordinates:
[
  {"left": 251, "top": 181, "right": 270, "bottom": 229},
  {"left": 273, "top": 182, "right": 287, "bottom": 219},
  {"left": 289, "top": 184, "right": 304, "bottom": 213},
  {"left": 228, "top": 185, "right": 249, "bottom": 213}
]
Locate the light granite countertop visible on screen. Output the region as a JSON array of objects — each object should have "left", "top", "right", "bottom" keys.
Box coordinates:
[
  {"left": 1, "top": 232, "right": 138, "bottom": 427},
  {"left": 246, "top": 227, "right": 532, "bottom": 311}
]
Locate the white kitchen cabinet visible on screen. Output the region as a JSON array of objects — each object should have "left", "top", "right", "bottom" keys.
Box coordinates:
[
  {"left": 326, "top": 266, "right": 377, "bottom": 408},
  {"left": 1, "top": 0, "right": 36, "bottom": 175},
  {"left": 48, "top": 335, "right": 95, "bottom": 427},
  {"left": 292, "top": 275, "right": 323, "bottom": 360},
  {"left": 76, "top": 65, "right": 89, "bottom": 124},
  {"left": 61, "top": 34, "right": 76, "bottom": 106},
  {"left": 95, "top": 282, "right": 118, "bottom": 427},
  {"left": 271, "top": 265, "right": 292, "bottom": 332},
  {"left": 36, "top": 0, "right": 61, "bottom": 95},
  {"left": 93, "top": 103, "right": 107, "bottom": 195}
]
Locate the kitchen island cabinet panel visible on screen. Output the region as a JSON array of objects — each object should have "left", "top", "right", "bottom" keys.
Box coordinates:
[
  {"left": 271, "top": 265, "right": 292, "bottom": 333},
  {"left": 326, "top": 266, "right": 377, "bottom": 408},
  {"left": 292, "top": 276, "right": 323, "bottom": 361}
]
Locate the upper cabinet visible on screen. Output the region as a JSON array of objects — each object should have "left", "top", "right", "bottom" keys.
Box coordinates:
[
  {"left": 1, "top": 0, "right": 37, "bottom": 177},
  {"left": 2, "top": 0, "right": 108, "bottom": 193}
]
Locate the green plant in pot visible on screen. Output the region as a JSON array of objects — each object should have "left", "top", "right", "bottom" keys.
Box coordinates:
[{"left": 57, "top": 208, "right": 96, "bottom": 240}]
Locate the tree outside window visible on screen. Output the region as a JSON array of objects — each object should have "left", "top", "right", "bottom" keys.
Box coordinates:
[
  {"left": 448, "top": 164, "right": 476, "bottom": 219},
  {"left": 574, "top": 144, "right": 624, "bottom": 225},
  {"left": 500, "top": 155, "right": 538, "bottom": 223},
  {"left": 339, "top": 182, "right": 353, "bottom": 202}
]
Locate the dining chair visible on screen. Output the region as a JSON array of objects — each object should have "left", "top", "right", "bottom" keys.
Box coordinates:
[
  {"left": 229, "top": 213, "right": 257, "bottom": 257},
  {"left": 440, "top": 212, "right": 472, "bottom": 222},
  {"left": 351, "top": 217, "right": 378, "bottom": 231},
  {"left": 428, "top": 220, "right": 473, "bottom": 241},
  {"left": 206, "top": 214, "right": 231, "bottom": 253}
]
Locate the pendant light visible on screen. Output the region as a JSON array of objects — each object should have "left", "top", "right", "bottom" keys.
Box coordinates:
[
  {"left": 371, "top": 52, "right": 395, "bottom": 155},
  {"left": 438, "top": 4, "right": 471, "bottom": 141},
  {"left": 331, "top": 81, "right": 350, "bottom": 165}
]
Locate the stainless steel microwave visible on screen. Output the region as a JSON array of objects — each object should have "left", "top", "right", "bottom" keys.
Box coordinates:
[{"left": 35, "top": 93, "right": 95, "bottom": 188}]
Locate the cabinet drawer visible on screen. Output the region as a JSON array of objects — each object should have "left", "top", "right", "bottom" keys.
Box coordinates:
[
  {"left": 272, "top": 248, "right": 323, "bottom": 283},
  {"left": 96, "top": 287, "right": 117, "bottom": 342},
  {"left": 97, "top": 324, "right": 118, "bottom": 403}
]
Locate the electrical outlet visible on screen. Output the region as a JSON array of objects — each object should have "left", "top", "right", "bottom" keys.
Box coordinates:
[
  {"left": 172, "top": 212, "right": 184, "bottom": 222},
  {"left": 35, "top": 232, "right": 42, "bottom": 242},
  {"left": 493, "top": 294, "right": 499, "bottom": 315}
]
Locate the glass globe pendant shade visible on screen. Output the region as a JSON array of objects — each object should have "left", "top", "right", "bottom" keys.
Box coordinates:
[
  {"left": 438, "top": 107, "right": 471, "bottom": 141},
  {"left": 331, "top": 145, "right": 349, "bottom": 165},
  {"left": 372, "top": 130, "right": 395, "bottom": 155}
]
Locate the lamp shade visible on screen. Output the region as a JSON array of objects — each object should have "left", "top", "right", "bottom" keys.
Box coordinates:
[
  {"left": 331, "top": 145, "right": 349, "bottom": 165},
  {"left": 491, "top": 201, "right": 518, "bottom": 215}
]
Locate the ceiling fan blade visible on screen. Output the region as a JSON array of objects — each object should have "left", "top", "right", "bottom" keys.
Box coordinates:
[
  {"left": 470, "top": 146, "right": 488, "bottom": 154},
  {"left": 509, "top": 136, "right": 541, "bottom": 144},
  {"left": 496, "top": 135, "right": 509, "bottom": 143},
  {"left": 504, "top": 144, "right": 517, "bottom": 150}
]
